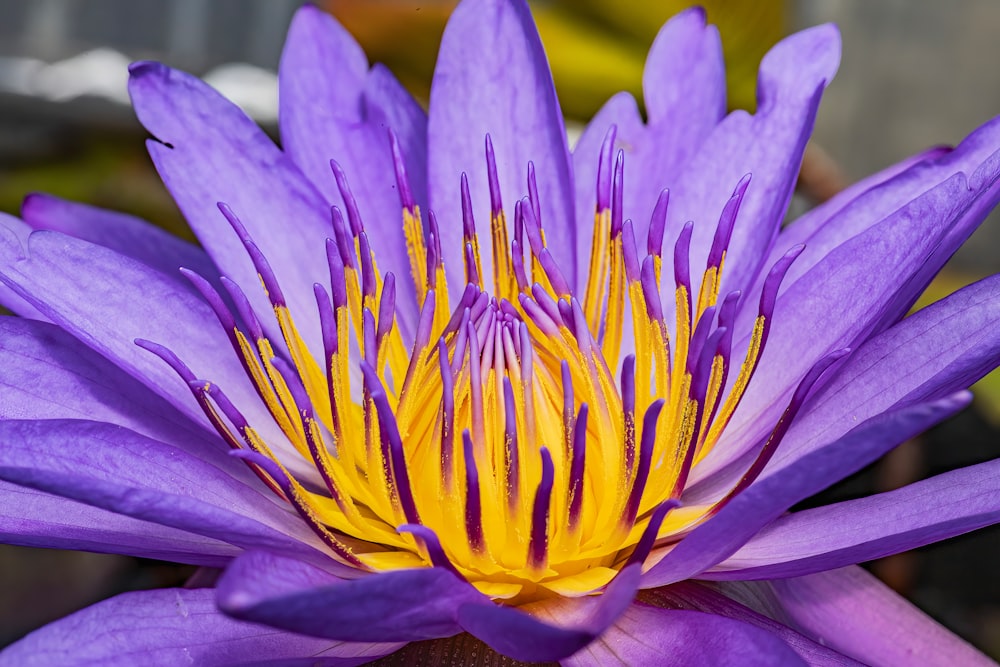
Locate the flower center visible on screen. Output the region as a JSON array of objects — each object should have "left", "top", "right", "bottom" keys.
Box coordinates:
[{"left": 147, "top": 128, "right": 804, "bottom": 603}]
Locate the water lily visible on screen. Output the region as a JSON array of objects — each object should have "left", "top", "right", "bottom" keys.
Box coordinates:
[{"left": 2, "top": 1, "right": 1000, "bottom": 665}]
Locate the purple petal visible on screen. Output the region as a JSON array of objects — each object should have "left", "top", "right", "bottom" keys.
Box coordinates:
[
  {"left": 643, "top": 8, "right": 726, "bottom": 130},
  {"left": 692, "top": 271, "right": 1000, "bottom": 498},
  {"left": 0, "top": 214, "right": 47, "bottom": 319},
  {"left": 770, "top": 272, "right": 1000, "bottom": 472},
  {"left": 642, "top": 394, "right": 968, "bottom": 587},
  {"left": 707, "top": 457, "right": 1000, "bottom": 580},
  {"left": 363, "top": 63, "right": 429, "bottom": 214},
  {"left": 763, "top": 145, "right": 951, "bottom": 270},
  {"left": 639, "top": 582, "right": 861, "bottom": 666},
  {"left": 0, "top": 419, "right": 337, "bottom": 572},
  {"left": 768, "top": 566, "right": 995, "bottom": 667},
  {"left": 713, "top": 121, "right": 1000, "bottom": 477},
  {"left": 571, "top": 92, "right": 645, "bottom": 292},
  {"left": 457, "top": 563, "right": 644, "bottom": 662},
  {"left": 129, "top": 61, "right": 333, "bottom": 353},
  {"left": 278, "top": 5, "right": 367, "bottom": 133},
  {"left": 0, "top": 587, "right": 401, "bottom": 667},
  {"left": 562, "top": 606, "right": 805, "bottom": 667},
  {"left": 572, "top": 9, "right": 726, "bottom": 294},
  {"left": 21, "top": 193, "right": 217, "bottom": 284},
  {"left": 0, "top": 316, "right": 219, "bottom": 455},
  {"left": 631, "top": 8, "right": 727, "bottom": 252},
  {"left": 428, "top": 0, "right": 575, "bottom": 290},
  {"left": 698, "top": 170, "right": 994, "bottom": 483},
  {"left": 663, "top": 25, "right": 839, "bottom": 320},
  {"left": 0, "top": 482, "right": 236, "bottom": 566},
  {"left": 279, "top": 7, "right": 425, "bottom": 325},
  {"left": 0, "top": 229, "right": 289, "bottom": 453},
  {"left": 217, "top": 550, "right": 480, "bottom": 642},
  {"left": 767, "top": 116, "right": 1000, "bottom": 306}
]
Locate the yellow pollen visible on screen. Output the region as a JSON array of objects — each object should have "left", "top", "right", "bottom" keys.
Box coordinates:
[{"left": 199, "top": 179, "right": 774, "bottom": 605}]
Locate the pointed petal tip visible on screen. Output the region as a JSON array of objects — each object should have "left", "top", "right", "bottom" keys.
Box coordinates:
[
  {"left": 19, "top": 191, "right": 50, "bottom": 217},
  {"left": 673, "top": 4, "right": 708, "bottom": 27},
  {"left": 762, "top": 23, "right": 842, "bottom": 92},
  {"left": 127, "top": 60, "right": 165, "bottom": 79}
]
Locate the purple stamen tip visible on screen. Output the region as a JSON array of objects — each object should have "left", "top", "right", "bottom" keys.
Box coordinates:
[
  {"left": 248, "top": 241, "right": 286, "bottom": 307},
  {"left": 557, "top": 299, "right": 575, "bottom": 335},
  {"left": 624, "top": 399, "right": 665, "bottom": 526},
  {"left": 718, "top": 290, "right": 742, "bottom": 331},
  {"left": 181, "top": 268, "right": 236, "bottom": 333},
  {"left": 325, "top": 238, "right": 349, "bottom": 310},
  {"left": 428, "top": 208, "right": 443, "bottom": 256},
  {"left": 388, "top": 128, "right": 416, "bottom": 211},
  {"left": 621, "top": 220, "right": 641, "bottom": 283},
  {"left": 466, "top": 323, "right": 486, "bottom": 446},
  {"left": 621, "top": 355, "right": 636, "bottom": 473},
  {"left": 221, "top": 276, "right": 264, "bottom": 341},
  {"left": 596, "top": 125, "right": 617, "bottom": 212},
  {"left": 361, "top": 361, "right": 421, "bottom": 525},
  {"left": 218, "top": 203, "right": 286, "bottom": 307},
  {"left": 611, "top": 150, "right": 625, "bottom": 237},
  {"left": 707, "top": 174, "right": 751, "bottom": 270},
  {"left": 673, "top": 220, "right": 694, "bottom": 287},
  {"left": 330, "top": 206, "right": 356, "bottom": 270},
  {"left": 538, "top": 248, "right": 572, "bottom": 297},
  {"left": 526, "top": 161, "right": 541, "bottom": 224},
  {"left": 640, "top": 257, "right": 665, "bottom": 323},
  {"left": 561, "top": 358, "right": 576, "bottom": 459},
  {"left": 520, "top": 197, "right": 545, "bottom": 254},
  {"left": 194, "top": 379, "right": 251, "bottom": 437},
  {"left": 438, "top": 338, "right": 455, "bottom": 488},
  {"left": 315, "top": 282, "right": 339, "bottom": 360},
  {"left": 485, "top": 134, "right": 503, "bottom": 216},
  {"left": 502, "top": 376, "right": 520, "bottom": 507},
  {"left": 519, "top": 294, "right": 559, "bottom": 338},
  {"left": 511, "top": 238, "right": 529, "bottom": 292},
  {"left": 513, "top": 197, "right": 525, "bottom": 248},
  {"left": 330, "top": 159, "right": 365, "bottom": 236},
  {"left": 217, "top": 202, "right": 249, "bottom": 239},
  {"left": 528, "top": 447, "right": 554, "bottom": 569},
  {"left": 362, "top": 308, "right": 378, "bottom": 365},
  {"left": 568, "top": 403, "right": 588, "bottom": 529},
  {"left": 687, "top": 305, "right": 718, "bottom": 377},
  {"left": 426, "top": 233, "right": 439, "bottom": 285},
  {"left": 760, "top": 244, "right": 805, "bottom": 318},
  {"left": 442, "top": 285, "right": 477, "bottom": 335},
  {"left": 230, "top": 447, "right": 285, "bottom": 481},
  {"left": 570, "top": 298, "right": 594, "bottom": 354},
  {"left": 647, "top": 189, "right": 669, "bottom": 257},
  {"left": 358, "top": 232, "right": 377, "bottom": 300},
  {"left": 397, "top": 524, "right": 461, "bottom": 576},
  {"left": 460, "top": 172, "right": 477, "bottom": 241},
  {"left": 377, "top": 272, "right": 396, "bottom": 345},
  {"left": 621, "top": 355, "right": 636, "bottom": 414},
  {"left": 464, "top": 241, "right": 480, "bottom": 286},
  {"left": 531, "top": 283, "right": 562, "bottom": 324},
  {"left": 136, "top": 338, "right": 196, "bottom": 383},
  {"left": 462, "top": 429, "right": 485, "bottom": 552},
  {"left": 625, "top": 499, "right": 681, "bottom": 568},
  {"left": 413, "top": 290, "right": 437, "bottom": 348}
]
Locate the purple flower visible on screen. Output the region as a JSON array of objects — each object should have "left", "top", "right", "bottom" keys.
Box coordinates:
[{"left": 2, "top": 1, "right": 1000, "bottom": 664}]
